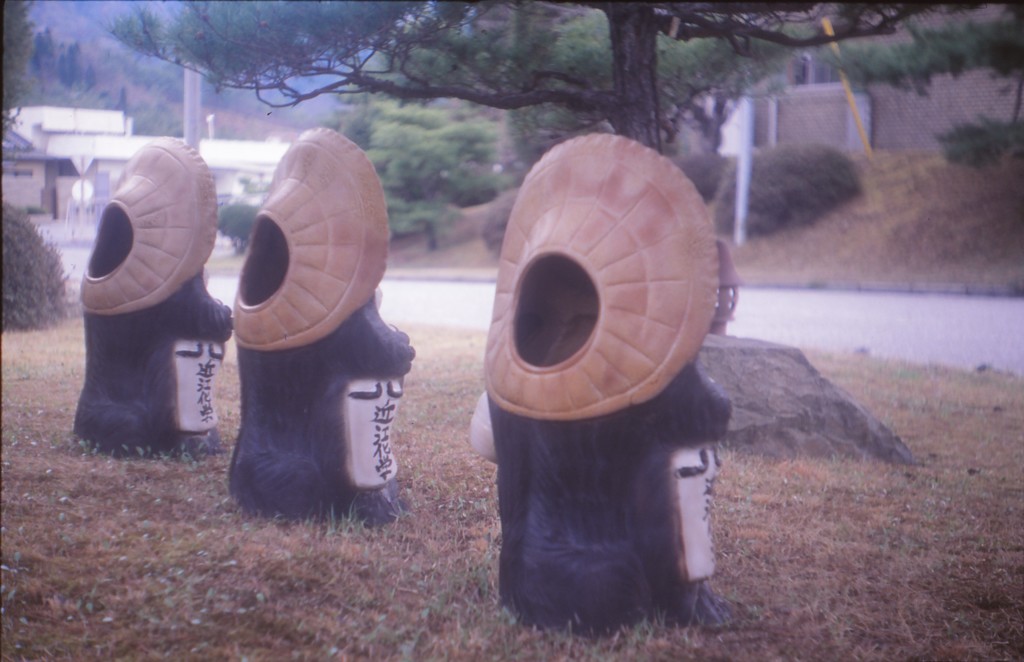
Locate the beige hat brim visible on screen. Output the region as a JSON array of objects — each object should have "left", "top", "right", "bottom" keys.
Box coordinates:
[
  {"left": 81, "top": 138, "right": 217, "bottom": 315},
  {"left": 233, "top": 128, "right": 390, "bottom": 351},
  {"left": 485, "top": 134, "right": 718, "bottom": 421}
]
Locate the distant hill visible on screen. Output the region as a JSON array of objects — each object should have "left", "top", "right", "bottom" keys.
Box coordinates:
[
  {"left": 24, "top": 0, "right": 335, "bottom": 140},
  {"left": 28, "top": 0, "right": 131, "bottom": 45}
]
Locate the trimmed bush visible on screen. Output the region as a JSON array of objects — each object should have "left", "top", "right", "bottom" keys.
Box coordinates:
[
  {"left": 2, "top": 203, "right": 67, "bottom": 331},
  {"left": 481, "top": 188, "right": 520, "bottom": 254},
  {"left": 675, "top": 152, "right": 729, "bottom": 202},
  {"left": 218, "top": 203, "right": 259, "bottom": 254},
  {"left": 714, "top": 144, "right": 861, "bottom": 237}
]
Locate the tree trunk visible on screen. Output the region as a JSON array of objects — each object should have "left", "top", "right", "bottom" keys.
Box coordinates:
[{"left": 604, "top": 4, "right": 662, "bottom": 152}]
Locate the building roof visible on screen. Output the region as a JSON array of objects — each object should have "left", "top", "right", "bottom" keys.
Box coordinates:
[
  {"left": 200, "top": 138, "right": 291, "bottom": 173},
  {"left": 2, "top": 128, "right": 71, "bottom": 163},
  {"left": 2, "top": 129, "right": 34, "bottom": 153},
  {"left": 14, "top": 106, "right": 130, "bottom": 136},
  {"left": 9, "top": 106, "right": 293, "bottom": 178}
]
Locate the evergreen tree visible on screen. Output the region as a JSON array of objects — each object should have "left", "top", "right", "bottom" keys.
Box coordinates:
[
  {"left": 3, "top": 0, "right": 34, "bottom": 133},
  {"left": 57, "top": 42, "right": 82, "bottom": 88},
  {"left": 31, "top": 28, "right": 56, "bottom": 75},
  {"left": 112, "top": 2, "right": 948, "bottom": 153},
  {"left": 351, "top": 99, "right": 505, "bottom": 247},
  {"left": 505, "top": 9, "right": 789, "bottom": 161}
]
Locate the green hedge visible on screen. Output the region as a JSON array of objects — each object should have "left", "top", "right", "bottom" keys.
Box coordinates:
[
  {"left": 2, "top": 203, "right": 67, "bottom": 331},
  {"left": 714, "top": 144, "right": 861, "bottom": 237},
  {"left": 218, "top": 203, "right": 259, "bottom": 254},
  {"left": 674, "top": 152, "right": 729, "bottom": 202}
]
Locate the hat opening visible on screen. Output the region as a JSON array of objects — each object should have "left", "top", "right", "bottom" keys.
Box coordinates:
[
  {"left": 514, "top": 254, "right": 598, "bottom": 368},
  {"left": 239, "top": 215, "right": 289, "bottom": 307},
  {"left": 88, "top": 204, "right": 133, "bottom": 279}
]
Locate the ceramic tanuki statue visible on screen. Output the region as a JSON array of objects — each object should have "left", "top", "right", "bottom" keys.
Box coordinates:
[
  {"left": 470, "top": 134, "right": 733, "bottom": 634},
  {"left": 229, "top": 128, "right": 415, "bottom": 524},
  {"left": 74, "top": 138, "right": 232, "bottom": 457}
]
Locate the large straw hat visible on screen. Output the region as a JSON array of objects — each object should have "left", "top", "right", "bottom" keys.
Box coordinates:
[
  {"left": 81, "top": 138, "right": 217, "bottom": 315},
  {"left": 233, "top": 128, "right": 390, "bottom": 351},
  {"left": 485, "top": 134, "right": 718, "bottom": 421}
]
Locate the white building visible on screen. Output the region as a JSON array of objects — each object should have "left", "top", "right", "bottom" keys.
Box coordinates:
[{"left": 3, "top": 106, "right": 291, "bottom": 224}]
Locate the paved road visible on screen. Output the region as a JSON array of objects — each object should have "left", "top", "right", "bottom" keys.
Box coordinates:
[
  {"left": 726, "top": 288, "right": 1024, "bottom": 375},
  {"left": 206, "top": 276, "right": 1024, "bottom": 376},
  {"left": 44, "top": 224, "right": 1020, "bottom": 376}
]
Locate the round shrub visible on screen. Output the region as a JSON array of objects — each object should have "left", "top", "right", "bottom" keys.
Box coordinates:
[
  {"left": 2, "top": 203, "right": 67, "bottom": 331},
  {"left": 714, "top": 144, "right": 861, "bottom": 237},
  {"left": 674, "top": 152, "right": 728, "bottom": 202},
  {"left": 218, "top": 203, "right": 259, "bottom": 254},
  {"left": 481, "top": 188, "right": 520, "bottom": 254}
]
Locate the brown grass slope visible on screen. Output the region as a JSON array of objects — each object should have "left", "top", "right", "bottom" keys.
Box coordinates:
[
  {"left": 3, "top": 320, "right": 1022, "bottom": 660},
  {"left": 731, "top": 152, "right": 1024, "bottom": 291},
  {"left": 392, "top": 152, "right": 1024, "bottom": 293}
]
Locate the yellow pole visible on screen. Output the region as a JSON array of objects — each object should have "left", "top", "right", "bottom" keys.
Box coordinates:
[{"left": 822, "top": 17, "right": 873, "bottom": 158}]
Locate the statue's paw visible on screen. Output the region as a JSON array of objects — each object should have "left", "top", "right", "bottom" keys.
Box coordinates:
[
  {"left": 205, "top": 301, "right": 234, "bottom": 342},
  {"left": 667, "top": 580, "right": 732, "bottom": 628},
  {"left": 351, "top": 480, "right": 406, "bottom": 526},
  {"left": 177, "top": 430, "right": 223, "bottom": 458}
]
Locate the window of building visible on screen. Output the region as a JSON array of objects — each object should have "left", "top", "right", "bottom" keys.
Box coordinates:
[{"left": 791, "top": 52, "right": 841, "bottom": 86}]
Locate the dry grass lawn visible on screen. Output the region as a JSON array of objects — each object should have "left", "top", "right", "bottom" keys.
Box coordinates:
[{"left": 2, "top": 318, "right": 1022, "bottom": 660}]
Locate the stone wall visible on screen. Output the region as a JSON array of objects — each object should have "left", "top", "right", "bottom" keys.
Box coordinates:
[
  {"left": 868, "top": 69, "right": 1017, "bottom": 151},
  {"left": 753, "top": 6, "right": 1014, "bottom": 153}
]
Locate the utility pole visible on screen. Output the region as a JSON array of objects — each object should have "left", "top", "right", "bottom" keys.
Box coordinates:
[
  {"left": 733, "top": 96, "right": 754, "bottom": 246},
  {"left": 822, "top": 18, "right": 873, "bottom": 158},
  {"left": 183, "top": 69, "right": 202, "bottom": 148}
]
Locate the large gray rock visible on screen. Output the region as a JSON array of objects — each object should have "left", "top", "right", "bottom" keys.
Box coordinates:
[{"left": 699, "top": 334, "right": 914, "bottom": 464}]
